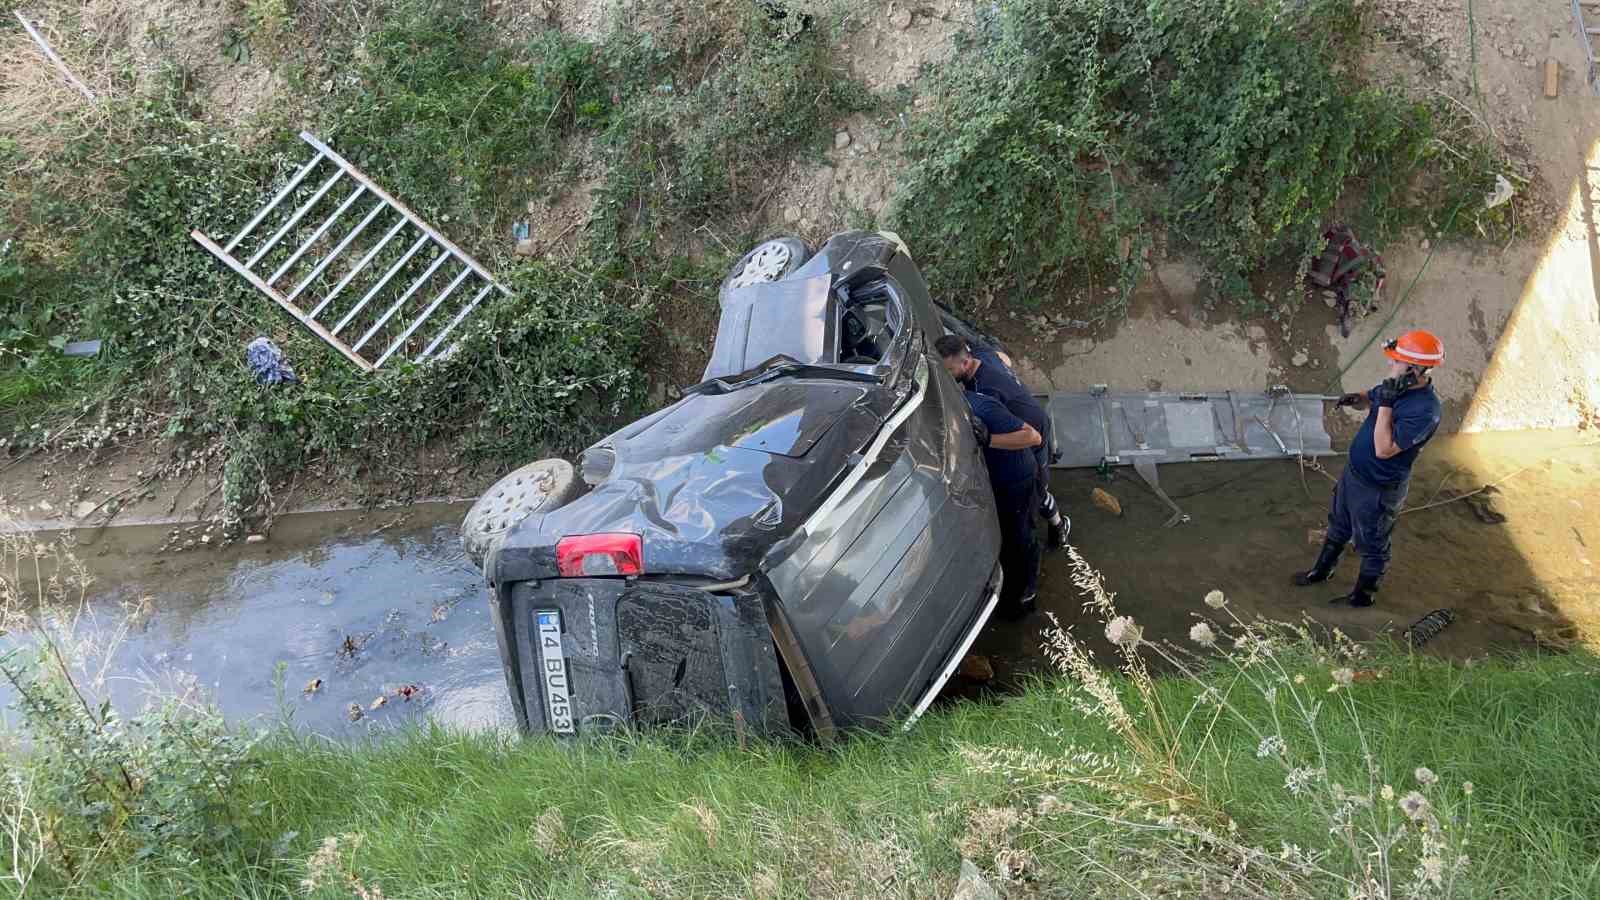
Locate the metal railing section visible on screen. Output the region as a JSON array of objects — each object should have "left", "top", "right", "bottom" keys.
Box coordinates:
[{"left": 191, "top": 132, "right": 509, "bottom": 372}]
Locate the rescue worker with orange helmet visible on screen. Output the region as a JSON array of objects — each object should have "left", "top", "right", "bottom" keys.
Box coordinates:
[{"left": 1293, "top": 330, "right": 1444, "bottom": 607}]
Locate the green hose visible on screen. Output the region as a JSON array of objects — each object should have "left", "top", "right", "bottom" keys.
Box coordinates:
[
  {"left": 1321, "top": 201, "right": 1465, "bottom": 393},
  {"left": 1325, "top": 3, "right": 1482, "bottom": 392}
]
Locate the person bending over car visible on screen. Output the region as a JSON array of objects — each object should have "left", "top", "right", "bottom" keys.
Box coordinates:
[
  {"left": 935, "top": 335, "right": 1070, "bottom": 551},
  {"left": 966, "top": 391, "right": 1043, "bottom": 620}
]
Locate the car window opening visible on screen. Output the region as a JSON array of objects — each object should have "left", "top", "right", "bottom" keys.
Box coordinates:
[{"left": 838, "top": 280, "right": 904, "bottom": 366}]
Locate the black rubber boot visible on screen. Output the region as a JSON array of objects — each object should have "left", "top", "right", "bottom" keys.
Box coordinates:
[
  {"left": 999, "top": 593, "right": 1038, "bottom": 621},
  {"left": 1292, "top": 539, "right": 1344, "bottom": 587},
  {"left": 1329, "top": 574, "right": 1380, "bottom": 608},
  {"left": 1046, "top": 516, "right": 1071, "bottom": 552}
]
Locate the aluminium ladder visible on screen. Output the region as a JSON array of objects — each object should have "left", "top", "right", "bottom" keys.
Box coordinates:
[
  {"left": 1043, "top": 386, "right": 1340, "bottom": 528},
  {"left": 1577, "top": 0, "right": 1600, "bottom": 94},
  {"left": 192, "top": 132, "right": 508, "bottom": 372}
]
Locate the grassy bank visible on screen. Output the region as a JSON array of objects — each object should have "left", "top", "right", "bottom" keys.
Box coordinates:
[
  {"left": 7, "top": 647, "right": 1597, "bottom": 898},
  {"left": 3, "top": 534, "right": 1596, "bottom": 897},
  {"left": 0, "top": 0, "right": 863, "bottom": 522}
]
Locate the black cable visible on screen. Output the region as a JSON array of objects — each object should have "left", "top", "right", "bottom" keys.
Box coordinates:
[
  {"left": 1100, "top": 460, "right": 1286, "bottom": 503},
  {"left": 1168, "top": 464, "right": 1275, "bottom": 500}
]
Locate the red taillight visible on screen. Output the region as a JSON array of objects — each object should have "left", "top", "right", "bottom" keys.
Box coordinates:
[{"left": 555, "top": 533, "right": 644, "bottom": 577}]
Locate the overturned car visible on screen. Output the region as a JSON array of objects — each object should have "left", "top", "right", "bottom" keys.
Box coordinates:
[{"left": 463, "top": 231, "right": 1011, "bottom": 739}]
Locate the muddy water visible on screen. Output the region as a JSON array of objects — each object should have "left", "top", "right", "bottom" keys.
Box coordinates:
[
  {"left": 972, "top": 428, "right": 1600, "bottom": 684},
  {"left": 1, "top": 503, "right": 514, "bottom": 736},
  {"left": 5, "top": 431, "right": 1596, "bottom": 738}
]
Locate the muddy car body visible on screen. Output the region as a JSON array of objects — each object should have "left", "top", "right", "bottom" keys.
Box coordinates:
[{"left": 470, "top": 232, "right": 1004, "bottom": 738}]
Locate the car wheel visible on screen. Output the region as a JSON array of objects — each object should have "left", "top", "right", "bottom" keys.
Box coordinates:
[
  {"left": 461, "top": 458, "right": 583, "bottom": 569},
  {"left": 720, "top": 236, "right": 810, "bottom": 298}
]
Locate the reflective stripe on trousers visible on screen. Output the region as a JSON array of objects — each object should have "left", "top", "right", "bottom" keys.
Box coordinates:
[{"left": 1034, "top": 446, "right": 1059, "bottom": 520}]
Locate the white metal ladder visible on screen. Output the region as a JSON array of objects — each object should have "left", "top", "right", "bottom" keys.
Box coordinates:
[
  {"left": 191, "top": 131, "right": 508, "bottom": 372},
  {"left": 1577, "top": 0, "right": 1600, "bottom": 94}
]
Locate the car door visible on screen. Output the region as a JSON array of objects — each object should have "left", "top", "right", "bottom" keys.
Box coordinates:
[{"left": 763, "top": 277, "right": 1001, "bottom": 729}]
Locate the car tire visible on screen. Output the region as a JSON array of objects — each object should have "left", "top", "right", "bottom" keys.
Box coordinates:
[
  {"left": 719, "top": 236, "right": 811, "bottom": 301},
  {"left": 461, "top": 458, "right": 583, "bottom": 569}
]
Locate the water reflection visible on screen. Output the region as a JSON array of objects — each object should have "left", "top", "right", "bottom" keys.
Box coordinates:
[{"left": 1, "top": 505, "right": 513, "bottom": 738}]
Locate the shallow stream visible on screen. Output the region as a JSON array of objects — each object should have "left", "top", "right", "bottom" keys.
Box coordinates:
[{"left": 4, "top": 430, "right": 1595, "bottom": 738}]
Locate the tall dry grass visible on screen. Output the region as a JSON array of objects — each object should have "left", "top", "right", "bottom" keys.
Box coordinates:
[
  {"left": 0, "top": 506, "right": 255, "bottom": 894},
  {"left": 963, "top": 544, "right": 1478, "bottom": 898},
  {"left": 0, "top": 507, "right": 96, "bottom": 896},
  {"left": 2, "top": 3, "right": 123, "bottom": 127},
  {"left": 2, "top": 3, "right": 143, "bottom": 251}
]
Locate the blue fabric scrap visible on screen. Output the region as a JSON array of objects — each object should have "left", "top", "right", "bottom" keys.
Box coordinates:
[{"left": 246, "top": 337, "right": 298, "bottom": 385}]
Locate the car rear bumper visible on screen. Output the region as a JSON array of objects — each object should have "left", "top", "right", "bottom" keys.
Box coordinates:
[{"left": 488, "top": 577, "right": 788, "bottom": 737}]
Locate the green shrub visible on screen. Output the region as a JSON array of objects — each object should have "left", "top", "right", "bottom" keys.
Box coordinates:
[
  {"left": 890, "top": 0, "right": 1499, "bottom": 316},
  {"left": 329, "top": 4, "right": 611, "bottom": 235},
  {"left": 591, "top": 1, "right": 872, "bottom": 256}
]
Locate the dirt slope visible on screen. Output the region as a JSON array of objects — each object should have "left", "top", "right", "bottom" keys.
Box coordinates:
[
  {"left": 6, "top": 0, "right": 1597, "bottom": 531},
  {"left": 1000, "top": 1, "right": 1599, "bottom": 433}
]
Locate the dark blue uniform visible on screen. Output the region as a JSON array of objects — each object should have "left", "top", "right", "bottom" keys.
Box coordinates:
[
  {"left": 962, "top": 344, "right": 1065, "bottom": 542},
  {"left": 1329, "top": 384, "right": 1441, "bottom": 581},
  {"left": 967, "top": 393, "right": 1041, "bottom": 610},
  {"left": 967, "top": 347, "right": 1050, "bottom": 467}
]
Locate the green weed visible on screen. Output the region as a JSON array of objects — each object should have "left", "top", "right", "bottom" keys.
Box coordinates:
[
  {"left": 889, "top": 0, "right": 1514, "bottom": 318},
  {"left": 589, "top": 0, "right": 873, "bottom": 259},
  {"left": 327, "top": 8, "right": 610, "bottom": 238}
]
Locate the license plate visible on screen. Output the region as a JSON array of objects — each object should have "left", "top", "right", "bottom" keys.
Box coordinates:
[{"left": 535, "top": 610, "right": 574, "bottom": 733}]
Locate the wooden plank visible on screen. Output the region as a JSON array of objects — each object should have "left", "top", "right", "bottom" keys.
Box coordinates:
[
  {"left": 192, "top": 229, "right": 376, "bottom": 372},
  {"left": 1547, "top": 58, "right": 1561, "bottom": 98}
]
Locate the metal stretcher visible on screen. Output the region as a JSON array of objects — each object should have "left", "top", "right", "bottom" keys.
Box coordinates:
[{"left": 1044, "top": 386, "right": 1341, "bottom": 527}]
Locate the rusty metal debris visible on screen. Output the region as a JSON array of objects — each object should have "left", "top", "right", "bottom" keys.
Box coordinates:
[{"left": 1403, "top": 609, "right": 1457, "bottom": 649}]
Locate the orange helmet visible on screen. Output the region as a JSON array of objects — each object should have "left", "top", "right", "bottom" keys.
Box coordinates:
[{"left": 1383, "top": 329, "right": 1443, "bottom": 368}]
